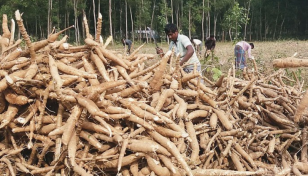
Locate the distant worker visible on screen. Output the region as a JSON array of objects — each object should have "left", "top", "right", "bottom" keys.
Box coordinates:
[
  {"left": 122, "top": 38, "right": 133, "bottom": 54},
  {"left": 204, "top": 35, "right": 216, "bottom": 58},
  {"left": 234, "top": 41, "right": 254, "bottom": 69},
  {"left": 191, "top": 38, "right": 202, "bottom": 55}
]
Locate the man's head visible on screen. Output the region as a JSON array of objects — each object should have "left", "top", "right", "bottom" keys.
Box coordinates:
[
  {"left": 164, "top": 24, "right": 178, "bottom": 42},
  {"left": 122, "top": 38, "right": 126, "bottom": 45},
  {"left": 249, "top": 43, "right": 254, "bottom": 49},
  {"left": 209, "top": 35, "right": 215, "bottom": 40}
]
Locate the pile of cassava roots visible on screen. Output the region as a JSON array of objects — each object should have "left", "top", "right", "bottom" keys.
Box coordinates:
[{"left": 0, "top": 11, "right": 307, "bottom": 176}]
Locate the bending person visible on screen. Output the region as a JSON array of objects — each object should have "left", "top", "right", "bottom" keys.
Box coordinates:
[
  {"left": 122, "top": 38, "right": 133, "bottom": 54},
  {"left": 234, "top": 41, "right": 254, "bottom": 69},
  {"left": 191, "top": 38, "right": 202, "bottom": 55},
  {"left": 204, "top": 35, "right": 216, "bottom": 58}
]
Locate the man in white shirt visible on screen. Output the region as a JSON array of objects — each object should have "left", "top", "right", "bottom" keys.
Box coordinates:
[
  {"left": 164, "top": 24, "right": 201, "bottom": 73},
  {"left": 156, "top": 24, "right": 201, "bottom": 73}
]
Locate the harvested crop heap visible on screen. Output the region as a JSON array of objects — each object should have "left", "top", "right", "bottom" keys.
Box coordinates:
[{"left": 0, "top": 11, "right": 307, "bottom": 176}]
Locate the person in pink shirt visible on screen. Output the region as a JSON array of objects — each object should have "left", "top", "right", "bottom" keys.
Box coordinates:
[{"left": 234, "top": 41, "right": 254, "bottom": 69}]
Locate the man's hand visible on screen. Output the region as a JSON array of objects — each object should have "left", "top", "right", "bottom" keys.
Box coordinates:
[
  {"left": 156, "top": 47, "right": 164, "bottom": 57},
  {"left": 156, "top": 47, "right": 163, "bottom": 54},
  {"left": 205, "top": 50, "right": 211, "bottom": 58}
]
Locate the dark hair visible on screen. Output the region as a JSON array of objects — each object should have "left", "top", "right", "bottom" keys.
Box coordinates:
[
  {"left": 249, "top": 43, "right": 254, "bottom": 49},
  {"left": 164, "top": 24, "right": 178, "bottom": 34},
  {"left": 210, "top": 35, "right": 215, "bottom": 38}
]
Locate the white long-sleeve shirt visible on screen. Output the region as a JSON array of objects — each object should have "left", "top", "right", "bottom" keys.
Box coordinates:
[{"left": 193, "top": 39, "right": 202, "bottom": 45}]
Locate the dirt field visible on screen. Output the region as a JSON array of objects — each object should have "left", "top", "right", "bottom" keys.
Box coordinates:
[{"left": 111, "top": 40, "right": 308, "bottom": 85}]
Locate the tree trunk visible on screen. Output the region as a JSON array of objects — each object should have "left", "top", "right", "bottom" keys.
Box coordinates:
[
  {"left": 189, "top": 7, "right": 191, "bottom": 38},
  {"left": 93, "top": 0, "right": 96, "bottom": 37},
  {"left": 213, "top": 0, "right": 217, "bottom": 37},
  {"left": 207, "top": 0, "right": 210, "bottom": 36},
  {"left": 243, "top": 0, "right": 251, "bottom": 40},
  {"left": 151, "top": 0, "right": 156, "bottom": 28},
  {"left": 249, "top": 10, "right": 253, "bottom": 41},
  {"left": 180, "top": 0, "right": 183, "bottom": 29},
  {"left": 125, "top": 0, "right": 128, "bottom": 38},
  {"left": 150, "top": 0, "right": 156, "bottom": 43},
  {"left": 273, "top": 2, "right": 279, "bottom": 40},
  {"left": 39, "top": 25, "right": 42, "bottom": 40},
  {"left": 74, "top": 0, "right": 80, "bottom": 45},
  {"left": 109, "top": 0, "right": 113, "bottom": 45},
  {"left": 130, "top": 5, "right": 134, "bottom": 41},
  {"left": 279, "top": 18, "right": 285, "bottom": 39},
  {"left": 214, "top": 16, "right": 217, "bottom": 38},
  {"left": 57, "top": 1, "right": 60, "bottom": 28},
  {"left": 205, "top": 0, "right": 209, "bottom": 37},
  {"left": 264, "top": 13, "right": 267, "bottom": 40},
  {"left": 176, "top": 3, "right": 179, "bottom": 28},
  {"left": 165, "top": 0, "right": 169, "bottom": 44},
  {"left": 48, "top": 0, "right": 52, "bottom": 35},
  {"left": 202, "top": 0, "right": 205, "bottom": 42},
  {"left": 236, "top": 20, "right": 238, "bottom": 38},
  {"left": 229, "top": 28, "right": 232, "bottom": 42},
  {"left": 171, "top": 0, "right": 174, "bottom": 23},
  {"left": 119, "top": 0, "right": 122, "bottom": 38},
  {"left": 164, "top": 0, "right": 168, "bottom": 23},
  {"left": 139, "top": 26, "right": 141, "bottom": 42},
  {"left": 67, "top": 10, "right": 70, "bottom": 37},
  {"left": 112, "top": 0, "right": 116, "bottom": 41},
  {"left": 145, "top": 26, "right": 148, "bottom": 43},
  {"left": 259, "top": 1, "right": 262, "bottom": 41},
  {"left": 64, "top": 0, "right": 69, "bottom": 37}
]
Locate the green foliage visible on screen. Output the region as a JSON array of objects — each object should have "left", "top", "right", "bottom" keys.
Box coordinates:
[
  {"left": 0, "top": 5, "right": 14, "bottom": 19},
  {"left": 211, "top": 67, "right": 223, "bottom": 81},
  {"left": 285, "top": 68, "right": 302, "bottom": 84},
  {"left": 212, "top": 0, "right": 233, "bottom": 12},
  {"left": 181, "top": 0, "right": 203, "bottom": 34},
  {"left": 0, "top": 0, "right": 307, "bottom": 43},
  {"left": 135, "top": 0, "right": 151, "bottom": 29},
  {"left": 201, "top": 52, "right": 222, "bottom": 81},
  {"left": 221, "top": 2, "right": 248, "bottom": 40}
]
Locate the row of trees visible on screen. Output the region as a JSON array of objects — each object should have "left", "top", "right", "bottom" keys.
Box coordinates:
[{"left": 0, "top": 0, "right": 307, "bottom": 44}]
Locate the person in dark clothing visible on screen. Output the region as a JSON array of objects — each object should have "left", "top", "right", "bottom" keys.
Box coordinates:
[
  {"left": 204, "top": 35, "right": 216, "bottom": 58},
  {"left": 122, "top": 38, "right": 133, "bottom": 54}
]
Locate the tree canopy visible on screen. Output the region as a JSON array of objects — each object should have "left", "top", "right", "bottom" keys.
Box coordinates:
[{"left": 0, "top": 0, "right": 307, "bottom": 43}]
